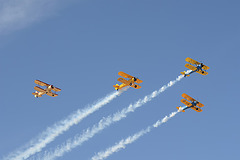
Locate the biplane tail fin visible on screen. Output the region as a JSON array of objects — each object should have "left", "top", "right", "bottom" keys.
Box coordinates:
[
  {"left": 181, "top": 71, "right": 190, "bottom": 77},
  {"left": 32, "top": 91, "right": 41, "bottom": 98},
  {"left": 113, "top": 84, "right": 120, "bottom": 90},
  {"left": 176, "top": 106, "right": 185, "bottom": 112}
]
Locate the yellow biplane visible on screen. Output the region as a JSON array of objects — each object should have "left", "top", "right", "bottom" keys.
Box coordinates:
[
  {"left": 181, "top": 57, "right": 209, "bottom": 77},
  {"left": 176, "top": 93, "right": 204, "bottom": 112},
  {"left": 32, "top": 80, "right": 61, "bottom": 98},
  {"left": 113, "top": 71, "right": 143, "bottom": 90}
]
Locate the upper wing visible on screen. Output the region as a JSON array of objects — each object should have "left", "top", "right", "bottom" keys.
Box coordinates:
[
  {"left": 186, "top": 57, "right": 209, "bottom": 70},
  {"left": 180, "top": 99, "right": 192, "bottom": 107},
  {"left": 185, "top": 57, "right": 200, "bottom": 65},
  {"left": 182, "top": 93, "right": 195, "bottom": 102},
  {"left": 196, "top": 101, "right": 204, "bottom": 108},
  {"left": 118, "top": 71, "right": 133, "bottom": 79},
  {"left": 46, "top": 92, "right": 58, "bottom": 97},
  {"left": 130, "top": 84, "right": 141, "bottom": 89},
  {"left": 185, "top": 64, "right": 197, "bottom": 71},
  {"left": 118, "top": 71, "right": 142, "bottom": 83},
  {"left": 34, "top": 80, "right": 50, "bottom": 87},
  {"left": 34, "top": 86, "right": 45, "bottom": 92},
  {"left": 196, "top": 70, "right": 208, "bottom": 75},
  {"left": 202, "top": 65, "right": 210, "bottom": 70},
  {"left": 117, "top": 78, "right": 131, "bottom": 85},
  {"left": 52, "top": 87, "right": 61, "bottom": 92},
  {"left": 135, "top": 78, "right": 143, "bottom": 84},
  {"left": 191, "top": 106, "right": 203, "bottom": 112}
]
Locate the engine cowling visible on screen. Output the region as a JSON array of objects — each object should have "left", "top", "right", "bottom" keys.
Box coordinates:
[{"left": 48, "top": 85, "right": 54, "bottom": 89}]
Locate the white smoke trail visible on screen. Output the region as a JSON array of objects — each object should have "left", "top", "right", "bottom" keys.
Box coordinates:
[
  {"left": 3, "top": 89, "right": 125, "bottom": 160},
  {"left": 92, "top": 109, "right": 182, "bottom": 160},
  {"left": 38, "top": 74, "right": 184, "bottom": 160}
]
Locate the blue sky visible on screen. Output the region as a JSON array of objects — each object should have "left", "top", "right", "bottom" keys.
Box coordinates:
[{"left": 0, "top": 0, "right": 239, "bottom": 160}]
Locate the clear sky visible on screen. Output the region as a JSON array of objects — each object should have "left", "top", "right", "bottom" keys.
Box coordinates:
[{"left": 0, "top": 0, "right": 239, "bottom": 160}]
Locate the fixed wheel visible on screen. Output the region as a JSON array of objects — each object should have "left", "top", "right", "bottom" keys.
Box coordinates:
[{"left": 129, "top": 83, "right": 132, "bottom": 86}]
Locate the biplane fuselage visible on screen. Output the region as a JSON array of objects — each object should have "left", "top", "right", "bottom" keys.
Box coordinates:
[
  {"left": 32, "top": 80, "right": 61, "bottom": 98},
  {"left": 113, "top": 72, "right": 143, "bottom": 90},
  {"left": 36, "top": 85, "right": 55, "bottom": 96},
  {"left": 176, "top": 93, "right": 204, "bottom": 112},
  {"left": 178, "top": 101, "right": 201, "bottom": 112},
  {"left": 181, "top": 57, "right": 209, "bottom": 77},
  {"left": 184, "top": 63, "right": 205, "bottom": 77}
]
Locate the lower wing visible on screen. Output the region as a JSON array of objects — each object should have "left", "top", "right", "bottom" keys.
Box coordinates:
[
  {"left": 130, "top": 84, "right": 141, "bottom": 89},
  {"left": 46, "top": 92, "right": 58, "bottom": 97},
  {"left": 196, "top": 70, "right": 208, "bottom": 75},
  {"left": 191, "top": 106, "right": 203, "bottom": 112},
  {"left": 117, "top": 78, "right": 131, "bottom": 85},
  {"left": 180, "top": 99, "right": 192, "bottom": 107},
  {"left": 185, "top": 64, "right": 197, "bottom": 71},
  {"left": 34, "top": 86, "right": 45, "bottom": 92}
]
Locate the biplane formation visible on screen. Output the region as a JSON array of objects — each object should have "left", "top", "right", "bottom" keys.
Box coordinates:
[
  {"left": 181, "top": 57, "right": 210, "bottom": 77},
  {"left": 113, "top": 71, "right": 143, "bottom": 90},
  {"left": 176, "top": 93, "right": 204, "bottom": 112},
  {"left": 32, "top": 80, "right": 61, "bottom": 98},
  {"left": 32, "top": 57, "right": 208, "bottom": 113}
]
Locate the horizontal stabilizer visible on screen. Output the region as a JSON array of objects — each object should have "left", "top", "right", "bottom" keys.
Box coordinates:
[
  {"left": 180, "top": 72, "right": 190, "bottom": 77},
  {"left": 176, "top": 107, "right": 185, "bottom": 112},
  {"left": 113, "top": 84, "right": 120, "bottom": 90}
]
